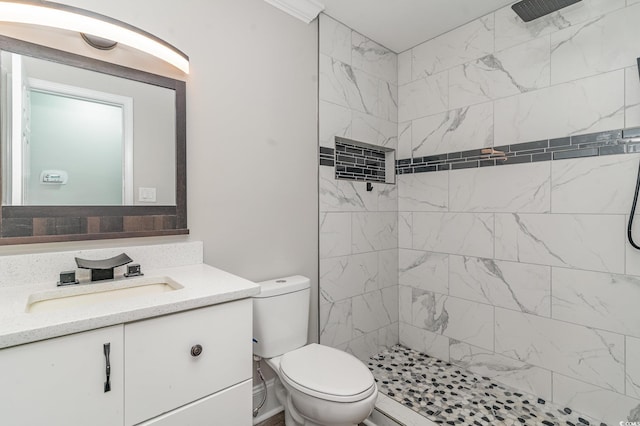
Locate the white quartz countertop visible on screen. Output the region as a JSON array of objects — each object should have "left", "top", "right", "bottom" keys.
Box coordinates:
[{"left": 0, "top": 263, "right": 260, "bottom": 349}]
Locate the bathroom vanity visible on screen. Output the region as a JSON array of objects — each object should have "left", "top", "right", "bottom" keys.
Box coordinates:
[{"left": 0, "top": 262, "right": 260, "bottom": 426}]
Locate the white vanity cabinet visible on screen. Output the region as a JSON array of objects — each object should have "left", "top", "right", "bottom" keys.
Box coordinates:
[
  {"left": 0, "top": 298, "right": 253, "bottom": 426},
  {"left": 124, "top": 299, "right": 253, "bottom": 425},
  {"left": 0, "top": 325, "right": 124, "bottom": 426}
]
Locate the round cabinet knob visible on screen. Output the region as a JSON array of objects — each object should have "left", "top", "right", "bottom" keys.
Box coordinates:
[{"left": 190, "top": 344, "right": 203, "bottom": 357}]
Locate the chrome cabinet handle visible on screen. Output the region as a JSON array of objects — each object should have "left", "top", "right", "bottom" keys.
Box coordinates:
[
  {"left": 190, "top": 344, "right": 203, "bottom": 357},
  {"left": 103, "top": 343, "right": 111, "bottom": 392}
]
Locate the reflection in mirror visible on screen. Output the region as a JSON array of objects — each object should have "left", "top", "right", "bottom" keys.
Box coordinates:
[{"left": 0, "top": 52, "right": 176, "bottom": 206}]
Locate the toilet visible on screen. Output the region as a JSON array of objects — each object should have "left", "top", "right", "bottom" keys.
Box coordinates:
[{"left": 253, "top": 276, "right": 377, "bottom": 426}]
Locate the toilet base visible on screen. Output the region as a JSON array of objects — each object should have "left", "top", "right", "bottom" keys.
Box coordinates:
[{"left": 272, "top": 376, "right": 372, "bottom": 426}]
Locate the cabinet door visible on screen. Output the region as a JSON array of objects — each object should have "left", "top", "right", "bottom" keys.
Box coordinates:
[
  {"left": 125, "top": 299, "right": 252, "bottom": 425},
  {"left": 0, "top": 325, "right": 124, "bottom": 426},
  {"left": 137, "top": 380, "right": 252, "bottom": 426}
]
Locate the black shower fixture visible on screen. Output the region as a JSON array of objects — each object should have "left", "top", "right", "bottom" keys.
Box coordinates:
[{"left": 511, "top": 0, "right": 583, "bottom": 22}]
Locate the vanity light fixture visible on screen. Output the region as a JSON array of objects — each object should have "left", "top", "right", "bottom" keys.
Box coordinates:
[{"left": 0, "top": 0, "right": 189, "bottom": 73}]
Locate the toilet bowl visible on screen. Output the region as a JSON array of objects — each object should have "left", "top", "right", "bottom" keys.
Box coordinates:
[
  {"left": 267, "top": 344, "right": 377, "bottom": 426},
  {"left": 253, "top": 276, "right": 377, "bottom": 426}
]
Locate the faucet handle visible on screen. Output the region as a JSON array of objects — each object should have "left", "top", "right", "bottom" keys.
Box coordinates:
[
  {"left": 57, "top": 270, "right": 79, "bottom": 286},
  {"left": 124, "top": 264, "right": 143, "bottom": 277}
]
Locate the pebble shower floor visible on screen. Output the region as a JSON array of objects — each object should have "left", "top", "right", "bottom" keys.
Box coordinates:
[{"left": 367, "top": 345, "right": 605, "bottom": 426}]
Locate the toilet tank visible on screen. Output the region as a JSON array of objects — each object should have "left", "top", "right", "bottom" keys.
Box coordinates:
[{"left": 253, "top": 275, "right": 310, "bottom": 359}]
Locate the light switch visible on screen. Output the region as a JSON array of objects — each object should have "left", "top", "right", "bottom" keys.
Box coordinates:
[{"left": 138, "top": 187, "right": 156, "bottom": 202}]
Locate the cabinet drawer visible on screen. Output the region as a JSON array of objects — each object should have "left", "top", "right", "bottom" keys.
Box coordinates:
[
  {"left": 124, "top": 299, "right": 252, "bottom": 425},
  {"left": 138, "top": 380, "right": 252, "bottom": 426}
]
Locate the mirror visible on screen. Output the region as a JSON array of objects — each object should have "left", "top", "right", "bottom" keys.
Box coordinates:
[
  {"left": 0, "top": 35, "right": 187, "bottom": 243},
  {"left": 1, "top": 52, "right": 176, "bottom": 206}
]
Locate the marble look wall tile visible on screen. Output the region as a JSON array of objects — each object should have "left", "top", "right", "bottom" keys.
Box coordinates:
[
  {"left": 350, "top": 67, "right": 385, "bottom": 117},
  {"left": 626, "top": 66, "right": 640, "bottom": 128},
  {"left": 627, "top": 336, "right": 640, "bottom": 399},
  {"left": 553, "top": 373, "right": 640, "bottom": 425},
  {"left": 551, "top": 153, "right": 640, "bottom": 214},
  {"left": 412, "top": 290, "right": 494, "bottom": 350},
  {"left": 320, "top": 167, "right": 378, "bottom": 212},
  {"left": 449, "top": 161, "right": 550, "bottom": 213},
  {"left": 411, "top": 15, "right": 494, "bottom": 79},
  {"left": 550, "top": 4, "right": 640, "bottom": 84},
  {"left": 382, "top": 286, "right": 399, "bottom": 325},
  {"left": 411, "top": 102, "right": 494, "bottom": 157},
  {"left": 413, "top": 212, "right": 494, "bottom": 258},
  {"left": 320, "top": 252, "right": 378, "bottom": 304},
  {"left": 398, "top": 50, "right": 412, "bottom": 86},
  {"left": 399, "top": 249, "right": 448, "bottom": 294},
  {"left": 494, "top": 70, "right": 624, "bottom": 145},
  {"left": 319, "top": 53, "right": 353, "bottom": 108},
  {"left": 351, "top": 212, "right": 397, "bottom": 254},
  {"left": 552, "top": 268, "right": 640, "bottom": 337},
  {"left": 320, "top": 299, "right": 352, "bottom": 347},
  {"left": 319, "top": 100, "right": 351, "bottom": 147},
  {"left": 398, "top": 212, "right": 412, "bottom": 249},
  {"left": 377, "top": 183, "right": 397, "bottom": 212},
  {"left": 495, "top": 213, "right": 625, "bottom": 273},
  {"left": 449, "top": 36, "right": 551, "bottom": 109},
  {"left": 319, "top": 54, "right": 379, "bottom": 116},
  {"left": 352, "top": 32, "right": 397, "bottom": 83},
  {"left": 399, "top": 285, "right": 412, "bottom": 324},
  {"left": 378, "top": 81, "right": 398, "bottom": 123},
  {"left": 352, "top": 111, "right": 397, "bottom": 148},
  {"left": 378, "top": 323, "right": 400, "bottom": 349},
  {"left": 398, "top": 121, "right": 412, "bottom": 159},
  {"left": 319, "top": 14, "right": 351, "bottom": 65},
  {"left": 319, "top": 212, "right": 351, "bottom": 259},
  {"left": 398, "top": 171, "right": 448, "bottom": 212},
  {"left": 495, "top": 308, "right": 625, "bottom": 392},
  {"left": 378, "top": 249, "right": 398, "bottom": 289},
  {"left": 449, "top": 256, "right": 551, "bottom": 316},
  {"left": 353, "top": 289, "right": 396, "bottom": 336},
  {"left": 399, "top": 322, "right": 450, "bottom": 362},
  {"left": 494, "top": 0, "right": 626, "bottom": 52},
  {"left": 398, "top": 73, "right": 448, "bottom": 123},
  {"left": 340, "top": 330, "right": 379, "bottom": 362},
  {"left": 450, "top": 341, "right": 552, "bottom": 400},
  {"left": 630, "top": 0, "right": 640, "bottom": 5}
]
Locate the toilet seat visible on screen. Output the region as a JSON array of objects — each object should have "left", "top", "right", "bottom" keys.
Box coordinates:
[{"left": 278, "top": 343, "right": 376, "bottom": 403}]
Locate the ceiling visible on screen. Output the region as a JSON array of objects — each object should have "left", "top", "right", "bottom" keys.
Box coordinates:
[{"left": 321, "top": 0, "right": 516, "bottom": 53}]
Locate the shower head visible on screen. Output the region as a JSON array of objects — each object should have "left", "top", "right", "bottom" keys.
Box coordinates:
[{"left": 511, "top": 0, "right": 583, "bottom": 22}]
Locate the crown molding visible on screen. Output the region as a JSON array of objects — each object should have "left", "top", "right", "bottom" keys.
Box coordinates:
[{"left": 264, "top": 0, "right": 325, "bottom": 23}]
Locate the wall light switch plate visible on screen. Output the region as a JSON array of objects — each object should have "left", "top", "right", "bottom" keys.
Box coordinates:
[{"left": 138, "top": 187, "right": 157, "bottom": 202}]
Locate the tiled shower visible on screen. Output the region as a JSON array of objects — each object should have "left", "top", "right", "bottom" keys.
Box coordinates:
[{"left": 319, "top": 1, "right": 640, "bottom": 423}]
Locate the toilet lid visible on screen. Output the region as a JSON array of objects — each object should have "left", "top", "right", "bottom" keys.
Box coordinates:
[{"left": 279, "top": 344, "right": 376, "bottom": 402}]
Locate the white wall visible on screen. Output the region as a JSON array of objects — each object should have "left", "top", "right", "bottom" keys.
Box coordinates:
[{"left": 0, "top": 0, "right": 319, "bottom": 342}]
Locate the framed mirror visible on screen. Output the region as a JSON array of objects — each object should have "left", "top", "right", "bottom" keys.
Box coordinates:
[{"left": 0, "top": 35, "right": 187, "bottom": 244}]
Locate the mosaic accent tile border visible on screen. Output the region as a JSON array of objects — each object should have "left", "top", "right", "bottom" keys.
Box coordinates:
[
  {"left": 335, "top": 137, "right": 388, "bottom": 183},
  {"left": 368, "top": 345, "right": 607, "bottom": 426},
  {"left": 320, "top": 146, "right": 334, "bottom": 167},
  {"left": 396, "top": 128, "right": 640, "bottom": 175}
]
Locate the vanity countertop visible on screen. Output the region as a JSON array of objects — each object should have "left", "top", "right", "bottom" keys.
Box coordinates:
[{"left": 0, "top": 263, "right": 260, "bottom": 349}]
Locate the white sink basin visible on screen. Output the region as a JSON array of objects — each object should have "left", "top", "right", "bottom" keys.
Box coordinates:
[{"left": 26, "top": 277, "right": 183, "bottom": 313}]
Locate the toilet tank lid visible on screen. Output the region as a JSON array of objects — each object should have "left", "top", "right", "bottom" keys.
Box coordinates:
[{"left": 254, "top": 275, "right": 310, "bottom": 298}]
